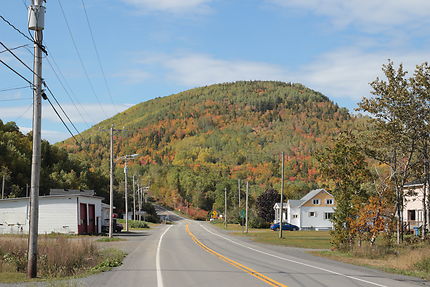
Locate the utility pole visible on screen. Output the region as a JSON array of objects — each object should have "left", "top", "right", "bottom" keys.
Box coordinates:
[
  {"left": 124, "top": 161, "right": 129, "bottom": 231},
  {"left": 26, "top": 184, "right": 29, "bottom": 197},
  {"left": 224, "top": 187, "right": 227, "bottom": 228},
  {"left": 117, "top": 154, "right": 138, "bottom": 232},
  {"left": 132, "top": 175, "right": 136, "bottom": 221},
  {"left": 1, "top": 175, "right": 4, "bottom": 199},
  {"left": 238, "top": 179, "right": 241, "bottom": 207},
  {"left": 279, "top": 152, "right": 284, "bottom": 239},
  {"left": 27, "top": 0, "right": 45, "bottom": 278},
  {"left": 245, "top": 181, "right": 249, "bottom": 233},
  {"left": 109, "top": 125, "right": 114, "bottom": 238},
  {"left": 137, "top": 183, "right": 141, "bottom": 221}
]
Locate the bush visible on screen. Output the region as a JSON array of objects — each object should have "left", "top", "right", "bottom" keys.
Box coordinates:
[
  {"left": 117, "top": 219, "right": 149, "bottom": 228},
  {"left": 415, "top": 257, "right": 430, "bottom": 273},
  {"left": 249, "top": 216, "right": 270, "bottom": 229}
]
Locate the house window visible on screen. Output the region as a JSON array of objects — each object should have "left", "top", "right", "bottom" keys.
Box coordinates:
[
  {"left": 293, "top": 214, "right": 298, "bottom": 219},
  {"left": 309, "top": 211, "right": 316, "bottom": 217},
  {"left": 408, "top": 210, "right": 416, "bottom": 221},
  {"left": 326, "top": 199, "right": 333, "bottom": 205},
  {"left": 324, "top": 212, "right": 334, "bottom": 220},
  {"left": 312, "top": 199, "right": 320, "bottom": 205}
]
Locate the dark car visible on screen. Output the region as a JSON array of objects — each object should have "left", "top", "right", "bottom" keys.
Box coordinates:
[{"left": 270, "top": 222, "right": 299, "bottom": 231}]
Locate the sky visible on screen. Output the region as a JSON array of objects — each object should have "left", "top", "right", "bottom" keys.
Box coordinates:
[{"left": 1, "top": 0, "right": 430, "bottom": 143}]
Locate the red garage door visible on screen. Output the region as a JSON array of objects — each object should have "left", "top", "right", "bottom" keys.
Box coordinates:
[
  {"left": 78, "top": 203, "right": 88, "bottom": 234},
  {"left": 88, "top": 204, "right": 96, "bottom": 235}
]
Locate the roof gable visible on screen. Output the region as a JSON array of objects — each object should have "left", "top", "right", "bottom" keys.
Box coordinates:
[{"left": 300, "top": 189, "right": 333, "bottom": 207}]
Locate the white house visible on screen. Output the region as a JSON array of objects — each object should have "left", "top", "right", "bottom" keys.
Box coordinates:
[
  {"left": 403, "top": 179, "right": 429, "bottom": 232},
  {"left": 0, "top": 189, "right": 105, "bottom": 235},
  {"left": 274, "top": 189, "right": 336, "bottom": 230}
]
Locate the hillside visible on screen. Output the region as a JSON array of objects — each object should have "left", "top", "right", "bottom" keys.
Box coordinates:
[{"left": 59, "top": 81, "right": 355, "bottom": 212}]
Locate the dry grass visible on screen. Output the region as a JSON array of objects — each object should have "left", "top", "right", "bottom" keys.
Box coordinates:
[
  {"left": 314, "top": 243, "right": 430, "bottom": 280},
  {"left": 0, "top": 236, "right": 99, "bottom": 278}
]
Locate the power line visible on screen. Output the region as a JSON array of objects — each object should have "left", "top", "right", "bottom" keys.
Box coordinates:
[
  {"left": 43, "top": 82, "right": 82, "bottom": 138},
  {"left": 0, "top": 98, "right": 32, "bottom": 102},
  {"left": 0, "top": 86, "right": 30, "bottom": 93},
  {"left": 0, "top": 41, "right": 82, "bottom": 138},
  {"left": 45, "top": 54, "right": 91, "bottom": 129},
  {"left": 0, "top": 14, "right": 34, "bottom": 43},
  {"left": 0, "top": 59, "right": 34, "bottom": 87},
  {"left": 57, "top": 0, "right": 108, "bottom": 118},
  {"left": 0, "top": 14, "right": 47, "bottom": 54},
  {"left": 0, "top": 44, "right": 29, "bottom": 54},
  {"left": 80, "top": 0, "right": 118, "bottom": 112}
]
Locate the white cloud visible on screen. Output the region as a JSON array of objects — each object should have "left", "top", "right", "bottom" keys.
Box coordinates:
[
  {"left": 0, "top": 103, "right": 128, "bottom": 124},
  {"left": 269, "top": 0, "right": 430, "bottom": 30},
  {"left": 19, "top": 126, "right": 69, "bottom": 144},
  {"left": 121, "top": 0, "right": 212, "bottom": 13},
  {"left": 141, "top": 53, "right": 288, "bottom": 86},
  {"left": 295, "top": 48, "right": 430, "bottom": 101},
  {"left": 114, "top": 69, "right": 151, "bottom": 84}
]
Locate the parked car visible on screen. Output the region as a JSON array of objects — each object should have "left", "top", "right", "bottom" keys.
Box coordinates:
[
  {"left": 270, "top": 223, "right": 299, "bottom": 231},
  {"left": 102, "top": 218, "right": 123, "bottom": 233}
]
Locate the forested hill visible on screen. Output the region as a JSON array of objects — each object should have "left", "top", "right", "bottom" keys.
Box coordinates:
[{"left": 59, "top": 81, "right": 354, "bottom": 211}]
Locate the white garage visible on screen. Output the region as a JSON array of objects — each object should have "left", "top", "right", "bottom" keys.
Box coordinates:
[{"left": 0, "top": 189, "right": 105, "bottom": 235}]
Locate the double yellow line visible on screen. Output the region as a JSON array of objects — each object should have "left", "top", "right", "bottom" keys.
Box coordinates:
[{"left": 185, "top": 224, "right": 288, "bottom": 287}]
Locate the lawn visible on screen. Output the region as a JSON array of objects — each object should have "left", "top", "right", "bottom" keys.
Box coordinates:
[{"left": 211, "top": 223, "right": 331, "bottom": 249}]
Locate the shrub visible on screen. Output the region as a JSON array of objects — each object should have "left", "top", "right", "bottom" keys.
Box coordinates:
[{"left": 415, "top": 257, "right": 430, "bottom": 273}]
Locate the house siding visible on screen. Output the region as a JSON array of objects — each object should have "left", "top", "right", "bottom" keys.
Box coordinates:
[
  {"left": 300, "top": 206, "right": 334, "bottom": 230},
  {"left": 0, "top": 195, "right": 102, "bottom": 234}
]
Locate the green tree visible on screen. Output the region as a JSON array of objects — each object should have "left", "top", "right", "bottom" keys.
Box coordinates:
[{"left": 317, "top": 133, "right": 371, "bottom": 250}]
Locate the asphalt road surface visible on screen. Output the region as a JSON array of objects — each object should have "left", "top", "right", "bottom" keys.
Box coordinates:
[{"left": 78, "top": 208, "right": 429, "bottom": 287}]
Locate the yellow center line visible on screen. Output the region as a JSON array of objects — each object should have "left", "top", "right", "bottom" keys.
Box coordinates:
[{"left": 185, "top": 224, "right": 288, "bottom": 287}]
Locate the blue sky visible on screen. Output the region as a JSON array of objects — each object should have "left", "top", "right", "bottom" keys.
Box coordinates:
[{"left": 1, "top": 0, "right": 430, "bottom": 143}]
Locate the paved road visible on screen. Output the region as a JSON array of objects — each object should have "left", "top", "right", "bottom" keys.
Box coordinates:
[{"left": 78, "top": 208, "right": 429, "bottom": 287}]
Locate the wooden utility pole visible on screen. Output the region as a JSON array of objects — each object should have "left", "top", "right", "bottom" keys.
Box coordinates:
[
  {"left": 132, "top": 175, "right": 136, "bottom": 220},
  {"left": 245, "top": 181, "right": 249, "bottom": 233},
  {"left": 109, "top": 125, "right": 114, "bottom": 238},
  {"left": 27, "top": 0, "right": 45, "bottom": 278},
  {"left": 1, "top": 174, "right": 4, "bottom": 199},
  {"left": 279, "top": 152, "right": 284, "bottom": 239},
  {"left": 238, "top": 179, "right": 241, "bottom": 207},
  {"left": 224, "top": 187, "right": 227, "bottom": 228}
]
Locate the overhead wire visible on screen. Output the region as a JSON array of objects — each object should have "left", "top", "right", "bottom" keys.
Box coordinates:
[
  {"left": 0, "top": 86, "right": 30, "bottom": 93},
  {"left": 0, "top": 43, "right": 81, "bottom": 144},
  {"left": 0, "top": 40, "right": 83, "bottom": 138},
  {"left": 45, "top": 54, "right": 91, "bottom": 129},
  {"left": 80, "top": 0, "right": 118, "bottom": 113},
  {"left": 57, "top": 0, "right": 109, "bottom": 118},
  {"left": 0, "top": 44, "right": 29, "bottom": 54}
]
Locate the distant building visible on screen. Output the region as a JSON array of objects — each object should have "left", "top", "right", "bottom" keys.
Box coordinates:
[
  {"left": 403, "top": 179, "right": 429, "bottom": 232},
  {"left": 0, "top": 189, "right": 105, "bottom": 235},
  {"left": 274, "top": 189, "right": 336, "bottom": 230}
]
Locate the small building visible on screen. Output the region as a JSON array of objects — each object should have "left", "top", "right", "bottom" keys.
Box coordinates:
[
  {"left": 0, "top": 189, "right": 105, "bottom": 235},
  {"left": 403, "top": 179, "right": 429, "bottom": 232},
  {"left": 274, "top": 189, "right": 336, "bottom": 230}
]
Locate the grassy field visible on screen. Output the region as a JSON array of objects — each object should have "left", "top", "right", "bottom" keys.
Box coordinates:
[
  {"left": 0, "top": 236, "right": 126, "bottom": 283},
  {"left": 313, "top": 242, "right": 430, "bottom": 280},
  {"left": 212, "top": 223, "right": 331, "bottom": 249}
]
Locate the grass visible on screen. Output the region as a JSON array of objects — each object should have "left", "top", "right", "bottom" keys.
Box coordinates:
[
  {"left": 0, "top": 236, "right": 126, "bottom": 283},
  {"left": 96, "top": 237, "right": 126, "bottom": 242},
  {"left": 212, "top": 223, "right": 331, "bottom": 249},
  {"left": 117, "top": 219, "right": 151, "bottom": 229},
  {"left": 312, "top": 242, "right": 430, "bottom": 280}
]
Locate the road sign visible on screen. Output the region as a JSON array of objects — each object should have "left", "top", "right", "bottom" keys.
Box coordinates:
[
  {"left": 211, "top": 211, "right": 218, "bottom": 218},
  {"left": 240, "top": 209, "right": 246, "bottom": 218}
]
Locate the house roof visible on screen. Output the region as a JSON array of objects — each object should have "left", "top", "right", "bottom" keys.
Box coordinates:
[
  {"left": 0, "top": 194, "right": 104, "bottom": 202},
  {"left": 288, "top": 200, "right": 304, "bottom": 208},
  {"left": 404, "top": 179, "right": 425, "bottom": 187},
  {"left": 300, "top": 189, "right": 326, "bottom": 202}
]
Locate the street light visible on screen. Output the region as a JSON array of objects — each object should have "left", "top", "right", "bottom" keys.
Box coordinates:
[{"left": 116, "top": 153, "right": 139, "bottom": 232}]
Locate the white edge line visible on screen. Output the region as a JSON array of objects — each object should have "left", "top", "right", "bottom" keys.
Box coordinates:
[
  {"left": 156, "top": 225, "right": 173, "bottom": 287},
  {"left": 199, "top": 223, "right": 388, "bottom": 287}
]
